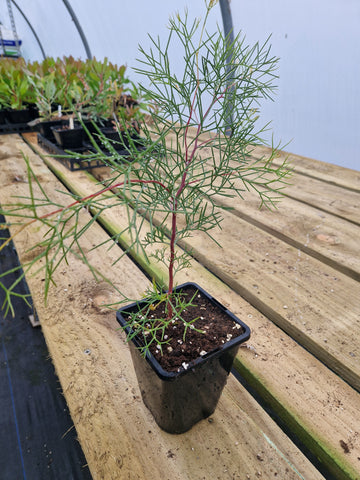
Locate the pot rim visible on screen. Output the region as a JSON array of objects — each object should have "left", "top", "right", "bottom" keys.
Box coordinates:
[{"left": 116, "top": 282, "right": 251, "bottom": 380}]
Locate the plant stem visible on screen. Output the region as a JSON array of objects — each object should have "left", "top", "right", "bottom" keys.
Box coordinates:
[{"left": 168, "top": 200, "right": 177, "bottom": 297}]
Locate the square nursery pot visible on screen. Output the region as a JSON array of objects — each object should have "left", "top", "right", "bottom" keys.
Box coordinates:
[
  {"left": 37, "top": 119, "right": 66, "bottom": 141},
  {"left": 91, "top": 123, "right": 141, "bottom": 151},
  {"left": 51, "top": 124, "right": 84, "bottom": 149},
  {"left": 116, "top": 282, "right": 251, "bottom": 434},
  {"left": 25, "top": 103, "right": 39, "bottom": 120},
  {"left": 0, "top": 109, "right": 8, "bottom": 125},
  {"left": 83, "top": 118, "right": 113, "bottom": 134},
  {"left": 6, "top": 108, "right": 34, "bottom": 124},
  {"left": 96, "top": 127, "right": 130, "bottom": 150}
]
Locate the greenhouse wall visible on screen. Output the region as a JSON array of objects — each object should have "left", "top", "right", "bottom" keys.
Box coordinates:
[{"left": 0, "top": 0, "right": 359, "bottom": 171}]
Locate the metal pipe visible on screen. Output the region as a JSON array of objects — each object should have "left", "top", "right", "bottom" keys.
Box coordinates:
[
  {"left": 7, "top": 0, "right": 21, "bottom": 55},
  {"left": 219, "top": 0, "right": 235, "bottom": 44},
  {"left": 10, "top": 0, "right": 46, "bottom": 59},
  {"left": 61, "top": 0, "right": 92, "bottom": 59},
  {"left": 219, "top": 0, "right": 235, "bottom": 135}
]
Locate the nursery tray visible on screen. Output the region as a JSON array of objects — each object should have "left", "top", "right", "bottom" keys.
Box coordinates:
[
  {"left": 37, "top": 133, "right": 140, "bottom": 171},
  {"left": 0, "top": 119, "right": 36, "bottom": 135}
]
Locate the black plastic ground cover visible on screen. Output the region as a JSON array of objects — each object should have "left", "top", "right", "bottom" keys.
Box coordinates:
[{"left": 0, "top": 215, "right": 92, "bottom": 480}]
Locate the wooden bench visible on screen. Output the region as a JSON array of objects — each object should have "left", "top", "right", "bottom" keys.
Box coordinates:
[{"left": 0, "top": 131, "right": 359, "bottom": 479}]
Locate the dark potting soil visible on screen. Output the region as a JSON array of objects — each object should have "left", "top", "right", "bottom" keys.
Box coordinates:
[{"left": 135, "top": 286, "right": 245, "bottom": 373}]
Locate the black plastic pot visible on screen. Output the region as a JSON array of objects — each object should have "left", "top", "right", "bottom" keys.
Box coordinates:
[
  {"left": 25, "top": 103, "right": 39, "bottom": 120},
  {"left": 6, "top": 108, "right": 33, "bottom": 124},
  {"left": 0, "top": 110, "right": 7, "bottom": 125},
  {"left": 98, "top": 127, "right": 142, "bottom": 151},
  {"left": 96, "top": 127, "right": 128, "bottom": 150},
  {"left": 116, "top": 282, "right": 250, "bottom": 433},
  {"left": 83, "top": 118, "right": 113, "bottom": 134},
  {"left": 37, "top": 119, "right": 66, "bottom": 141},
  {"left": 51, "top": 124, "right": 84, "bottom": 149}
]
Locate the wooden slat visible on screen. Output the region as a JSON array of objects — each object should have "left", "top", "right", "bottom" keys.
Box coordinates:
[
  {"left": 214, "top": 190, "right": 360, "bottom": 281},
  {"left": 20, "top": 132, "right": 360, "bottom": 479},
  {"left": 182, "top": 128, "right": 360, "bottom": 193},
  {"left": 252, "top": 145, "right": 360, "bottom": 194},
  {"left": 251, "top": 146, "right": 360, "bottom": 224},
  {"left": 283, "top": 176, "right": 360, "bottom": 225},
  {"left": 0, "top": 133, "right": 328, "bottom": 480}
]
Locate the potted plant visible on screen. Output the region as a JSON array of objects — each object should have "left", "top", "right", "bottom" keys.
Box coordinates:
[
  {"left": 81, "top": 60, "right": 144, "bottom": 151},
  {"left": 49, "top": 57, "right": 138, "bottom": 151},
  {"left": 27, "top": 65, "right": 66, "bottom": 140},
  {"left": 80, "top": 57, "right": 127, "bottom": 127},
  {"left": 0, "top": 58, "right": 37, "bottom": 123},
  {"left": 0, "top": 1, "right": 291, "bottom": 432}
]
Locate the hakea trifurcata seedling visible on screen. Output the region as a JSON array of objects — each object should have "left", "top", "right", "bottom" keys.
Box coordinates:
[{"left": 0, "top": 1, "right": 291, "bottom": 348}]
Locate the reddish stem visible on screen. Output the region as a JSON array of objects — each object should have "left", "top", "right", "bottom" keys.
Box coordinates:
[
  {"left": 43, "top": 178, "right": 169, "bottom": 220},
  {"left": 167, "top": 208, "right": 176, "bottom": 295},
  {"left": 2, "top": 178, "right": 169, "bottom": 252},
  {"left": 165, "top": 85, "right": 231, "bottom": 315}
]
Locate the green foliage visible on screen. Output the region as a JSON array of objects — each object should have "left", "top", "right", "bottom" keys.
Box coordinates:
[
  {"left": 0, "top": 56, "right": 143, "bottom": 126},
  {"left": 27, "top": 70, "right": 63, "bottom": 120},
  {"left": 0, "top": 58, "right": 36, "bottom": 109}
]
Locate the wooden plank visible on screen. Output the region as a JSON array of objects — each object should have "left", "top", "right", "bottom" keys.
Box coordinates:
[
  {"left": 214, "top": 189, "right": 360, "bottom": 281},
  {"left": 283, "top": 176, "right": 360, "bottom": 226},
  {"left": 252, "top": 145, "right": 360, "bottom": 194},
  {"left": 21, "top": 133, "right": 360, "bottom": 479},
  {"left": 182, "top": 127, "right": 360, "bottom": 193},
  {"left": 0, "top": 133, "right": 328, "bottom": 480},
  {"left": 251, "top": 146, "right": 360, "bottom": 224}
]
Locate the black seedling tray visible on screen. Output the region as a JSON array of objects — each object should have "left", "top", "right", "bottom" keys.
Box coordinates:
[
  {"left": 0, "top": 119, "right": 36, "bottom": 135},
  {"left": 37, "top": 133, "right": 137, "bottom": 171}
]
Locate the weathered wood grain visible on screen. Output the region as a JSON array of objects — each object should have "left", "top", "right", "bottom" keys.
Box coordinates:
[
  {"left": 284, "top": 177, "right": 359, "bottom": 225},
  {"left": 253, "top": 145, "right": 360, "bottom": 193},
  {"left": 214, "top": 189, "right": 360, "bottom": 281}
]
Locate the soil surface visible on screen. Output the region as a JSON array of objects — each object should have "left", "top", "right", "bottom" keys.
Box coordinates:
[{"left": 123, "top": 285, "right": 246, "bottom": 372}]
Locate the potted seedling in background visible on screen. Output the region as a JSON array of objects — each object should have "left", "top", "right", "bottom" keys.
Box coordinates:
[
  {"left": 81, "top": 58, "right": 127, "bottom": 126},
  {"left": 0, "top": 58, "right": 37, "bottom": 123},
  {"left": 50, "top": 79, "right": 87, "bottom": 149},
  {"left": 0, "top": 1, "right": 291, "bottom": 433},
  {"left": 48, "top": 57, "right": 90, "bottom": 149},
  {"left": 93, "top": 91, "right": 143, "bottom": 152},
  {"left": 27, "top": 64, "right": 65, "bottom": 141},
  {"left": 83, "top": 61, "right": 144, "bottom": 152},
  {"left": 49, "top": 57, "right": 139, "bottom": 151}
]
